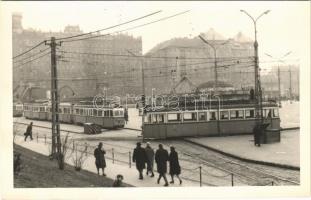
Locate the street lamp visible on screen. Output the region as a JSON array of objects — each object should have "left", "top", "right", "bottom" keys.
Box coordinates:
[
  {"left": 265, "top": 51, "right": 292, "bottom": 107},
  {"left": 198, "top": 35, "right": 229, "bottom": 93},
  {"left": 240, "top": 9, "right": 270, "bottom": 123}
]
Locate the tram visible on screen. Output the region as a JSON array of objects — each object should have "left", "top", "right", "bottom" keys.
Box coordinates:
[
  {"left": 142, "top": 93, "right": 280, "bottom": 139},
  {"left": 22, "top": 102, "right": 125, "bottom": 129},
  {"left": 13, "top": 103, "right": 23, "bottom": 117}
]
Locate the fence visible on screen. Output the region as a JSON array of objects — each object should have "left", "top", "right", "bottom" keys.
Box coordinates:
[{"left": 14, "top": 122, "right": 280, "bottom": 187}]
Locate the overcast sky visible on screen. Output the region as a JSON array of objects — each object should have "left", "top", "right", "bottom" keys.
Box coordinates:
[{"left": 5, "top": 1, "right": 310, "bottom": 70}]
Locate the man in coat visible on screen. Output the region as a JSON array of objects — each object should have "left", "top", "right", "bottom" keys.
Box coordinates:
[
  {"left": 132, "top": 142, "right": 147, "bottom": 180},
  {"left": 24, "top": 122, "right": 33, "bottom": 141},
  {"left": 155, "top": 144, "right": 169, "bottom": 186},
  {"left": 145, "top": 142, "right": 155, "bottom": 177},
  {"left": 94, "top": 142, "right": 106, "bottom": 176}
]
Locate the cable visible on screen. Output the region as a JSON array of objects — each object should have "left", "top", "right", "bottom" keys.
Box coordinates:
[
  {"left": 55, "top": 10, "right": 162, "bottom": 41},
  {"left": 13, "top": 51, "right": 51, "bottom": 70},
  {"left": 13, "top": 47, "right": 50, "bottom": 63},
  {"left": 12, "top": 40, "right": 47, "bottom": 59},
  {"left": 59, "top": 50, "right": 254, "bottom": 61},
  {"left": 61, "top": 10, "right": 190, "bottom": 43}
]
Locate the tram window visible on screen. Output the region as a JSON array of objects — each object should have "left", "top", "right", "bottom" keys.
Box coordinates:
[
  {"left": 183, "top": 112, "right": 197, "bottom": 121},
  {"left": 39, "top": 107, "right": 44, "bottom": 112},
  {"left": 98, "top": 110, "right": 102, "bottom": 117},
  {"left": 157, "top": 114, "right": 165, "bottom": 123},
  {"left": 230, "top": 110, "right": 244, "bottom": 119},
  {"left": 120, "top": 110, "right": 124, "bottom": 117},
  {"left": 167, "top": 113, "right": 181, "bottom": 122},
  {"left": 110, "top": 110, "right": 113, "bottom": 117},
  {"left": 264, "top": 109, "right": 272, "bottom": 118},
  {"left": 79, "top": 109, "right": 83, "bottom": 115},
  {"left": 145, "top": 114, "right": 151, "bottom": 123},
  {"left": 220, "top": 111, "right": 229, "bottom": 120},
  {"left": 198, "top": 112, "right": 207, "bottom": 121},
  {"left": 273, "top": 109, "right": 279, "bottom": 117},
  {"left": 152, "top": 114, "right": 157, "bottom": 123},
  {"left": 104, "top": 110, "right": 109, "bottom": 117},
  {"left": 75, "top": 109, "right": 79, "bottom": 115},
  {"left": 209, "top": 112, "right": 217, "bottom": 121},
  {"left": 245, "top": 110, "right": 255, "bottom": 118}
]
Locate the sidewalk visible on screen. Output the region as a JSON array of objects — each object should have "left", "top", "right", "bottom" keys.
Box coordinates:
[
  {"left": 185, "top": 129, "right": 300, "bottom": 169},
  {"left": 14, "top": 135, "right": 196, "bottom": 187}
]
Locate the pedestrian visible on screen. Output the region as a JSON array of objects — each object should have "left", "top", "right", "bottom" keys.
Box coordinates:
[
  {"left": 155, "top": 144, "right": 169, "bottom": 186},
  {"left": 112, "top": 174, "right": 124, "bottom": 187},
  {"left": 94, "top": 142, "right": 107, "bottom": 176},
  {"left": 124, "top": 108, "right": 129, "bottom": 124},
  {"left": 24, "top": 122, "right": 33, "bottom": 141},
  {"left": 169, "top": 146, "right": 182, "bottom": 184},
  {"left": 253, "top": 124, "right": 261, "bottom": 147},
  {"left": 145, "top": 142, "right": 155, "bottom": 177},
  {"left": 132, "top": 142, "right": 147, "bottom": 180}
]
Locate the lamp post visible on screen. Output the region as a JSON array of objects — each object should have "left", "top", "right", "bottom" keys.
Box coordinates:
[
  {"left": 265, "top": 51, "right": 292, "bottom": 107},
  {"left": 240, "top": 9, "right": 270, "bottom": 124},
  {"left": 199, "top": 35, "right": 229, "bottom": 94}
]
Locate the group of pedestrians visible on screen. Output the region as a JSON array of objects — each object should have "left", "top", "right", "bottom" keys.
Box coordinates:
[{"left": 133, "top": 142, "right": 182, "bottom": 186}]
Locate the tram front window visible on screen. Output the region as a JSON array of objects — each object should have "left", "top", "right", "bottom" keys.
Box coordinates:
[{"left": 273, "top": 108, "right": 279, "bottom": 117}]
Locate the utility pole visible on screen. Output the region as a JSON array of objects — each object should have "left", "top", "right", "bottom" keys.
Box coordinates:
[
  {"left": 45, "top": 37, "right": 62, "bottom": 160},
  {"left": 127, "top": 50, "right": 145, "bottom": 141},
  {"left": 289, "top": 67, "right": 292, "bottom": 102},
  {"left": 277, "top": 66, "right": 281, "bottom": 105},
  {"left": 198, "top": 35, "right": 228, "bottom": 94}
]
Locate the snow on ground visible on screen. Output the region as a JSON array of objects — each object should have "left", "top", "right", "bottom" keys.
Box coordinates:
[
  {"left": 186, "top": 129, "right": 300, "bottom": 167},
  {"left": 14, "top": 135, "right": 199, "bottom": 187},
  {"left": 279, "top": 101, "right": 300, "bottom": 128}
]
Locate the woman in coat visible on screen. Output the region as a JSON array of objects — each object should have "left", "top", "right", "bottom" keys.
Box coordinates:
[
  {"left": 145, "top": 142, "right": 155, "bottom": 177},
  {"left": 169, "top": 146, "right": 182, "bottom": 184},
  {"left": 94, "top": 142, "right": 106, "bottom": 176},
  {"left": 155, "top": 144, "right": 169, "bottom": 186}
]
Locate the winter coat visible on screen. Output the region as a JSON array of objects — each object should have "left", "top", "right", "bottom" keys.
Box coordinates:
[
  {"left": 155, "top": 148, "right": 169, "bottom": 174},
  {"left": 145, "top": 146, "right": 155, "bottom": 170},
  {"left": 94, "top": 148, "right": 106, "bottom": 168},
  {"left": 169, "top": 151, "right": 181, "bottom": 175},
  {"left": 25, "top": 125, "right": 32, "bottom": 135},
  {"left": 132, "top": 147, "right": 147, "bottom": 170}
]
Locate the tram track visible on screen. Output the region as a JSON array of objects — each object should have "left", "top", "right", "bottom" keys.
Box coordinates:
[
  {"left": 14, "top": 119, "right": 299, "bottom": 186},
  {"left": 161, "top": 139, "right": 299, "bottom": 186}
]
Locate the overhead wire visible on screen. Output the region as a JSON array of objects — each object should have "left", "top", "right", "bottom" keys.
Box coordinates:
[
  {"left": 55, "top": 10, "right": 162, "bottom": 41},
  {"left": 13, "top": 47, "right": 50, "bottom": 63},
  {"left": 61, "top": 10, "right": 190, "bottom": 43},
  {"left": 12, "top": 40, "right": 47, "bottom": 60},
  {"left": 13, "top": 51, "right": 51, "bottom": 70}
]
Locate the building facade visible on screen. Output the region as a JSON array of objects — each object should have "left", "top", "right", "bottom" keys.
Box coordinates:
[
  {"left": 142, "top": 29, "right": 255, "bottom": 96},
  {"left": 13, "top": 13, "right": 142, "bottom": 102}
]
